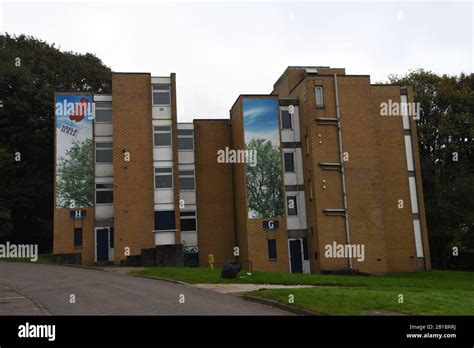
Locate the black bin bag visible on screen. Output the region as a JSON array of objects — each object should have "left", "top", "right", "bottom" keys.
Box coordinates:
[{"left": 221, "top": 261, "right": 241, "bottom": 279}]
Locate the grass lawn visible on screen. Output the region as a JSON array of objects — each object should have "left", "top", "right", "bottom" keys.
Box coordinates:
[{"left": 130, "top": 267, "right": 474, "bottom": 315}]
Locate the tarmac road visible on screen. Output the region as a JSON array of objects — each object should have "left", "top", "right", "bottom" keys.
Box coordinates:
[{"left": 0, "top": 262, "right": 289, "bottom": 315}]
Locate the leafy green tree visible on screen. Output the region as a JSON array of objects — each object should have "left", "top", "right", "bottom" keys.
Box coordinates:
[
  {"left": 0, "top": 33, "right": 111, "bottom": 251},
  {"left": 246, "top": 138, "right": 284, "bottom": 218},
  {"left": 388, "top": 70, "right": 474, "bottom": 268},
  {"left": 56, "top": 139, "right": 94, "bottom": 208}
]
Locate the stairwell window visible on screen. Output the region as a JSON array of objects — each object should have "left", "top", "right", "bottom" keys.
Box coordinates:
[
  {"left": 179, "top": 170, "right": 195, "bottom": 191},
  {"left": 154, "top": 126, "right": 172, "bottom": 147},
  {"left": 281, "top": 110, "right": 292, "bottom": 130},
  {"left": 178, "top": 129, "right": 194, "bottom": 150},
  {"left": 96, "top": 183, "right": 113, "bottom": 204},
  {"left": 152, "top": 85, "right": 171, "bottom": 105},
  {"left": 284, "top": 152, "right": 295, "bottom": 172},
  {"left": 96, "top": 142, "right": 113, "bottom": 163},
  {"left": 315, "top": 86, "right": 324, "bottom": 108},
  {"left": 155, "top": 167, "right": 173, "bottom": 189}
]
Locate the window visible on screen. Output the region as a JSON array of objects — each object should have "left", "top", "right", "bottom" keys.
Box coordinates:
[
  {"left": 287, "top": 195, "right": 298, "bottom": 216},
  {"left": 284, "top": 152, "right": 295, "bottom": 172},
  {"left": 179, "top": 170, "right": 195, "bottom": 190},
  {"left": 315, "top": 86, "right": 324, "bottom": 107},
  {"left": 109, "top": 227, "right": 114, "bottom": 248},
  {"left": 95, "top": 102, "right": 112, "bottom": 123},
  {"left": 152, "top": 85, "right": 171, "bottom": 105},
  {"left": 268, "top": 239, "right": 277, "bottom": 259},
  {"left": 178, "top": 129, "right": 194, "bottom": 150},
  {"left": 153, "top": 126, "right": 172, "bottom": 147},
  {"left": 154, "top": 210, "right": 176, "bottom": 231},
  {"left": 302, "top": 237, "right": 309, "bottom": 260},
  {"left": 74, "top": 228, "right": 83, "bottom": 247},
  {"left": 180, "top": 211, "right": 197, "bottom": 232},
  {"left": 96, "top": 183, "right": 113, "bottom": 204},
  {"left": 281, "top": 110, "right": 292, "bottom": 130},
  {"left": 155, "top": 167, "right": 173, "bottom": 189},
  {"left": 96, "top": 142, "right": 113, "bottom": 163}
]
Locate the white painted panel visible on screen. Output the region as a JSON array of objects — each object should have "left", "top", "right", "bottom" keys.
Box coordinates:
[
  {"left": 95, "top": 123, "right": 113, "bottom": 137},
  {"left": 153, "top": 147, "right": 173, "bottom": 162},
  {"left": 94, "top": 95, "right": 112, "bottom": 102},
  {"left": 155, "top": 203, "right": 175, "bottom": 211},
  {"left": 303, "top": 260, "right": 310, "bottom": 274},
  {"left": 152, "top": 119, "right": 172, "bottom": 126},
  {"left": 95, "top": 164, "right": 113, "bottom": 177},
  {"left": 177, "top": 123, "right": 194, "bottom": 130},
  {"left": 408, "top": 177, "right": 419, "bottom": 214},
  {"left": 413, "top": 219, "right": 424, "bottom": 257},
  {"left": 95, "top": 135, "right": 113, "bottom": 142},
  {"left": 404, "top": 135, "right": 415, "bottom": 171},
  {"left": 152, "top": 106, "right": 172, "bottom": 119},
  {"left": 151, "top": 77, "right": 171, "bottom": 84},
  {"left": 179, "top": 164, "right": 195, "bottom": 171},
  {"left": 180, "top": 191, "right": 196, "bottom": 205},
  {"left": 178, "top": 151, "right": 194, "bottom": 164},
  {"left": 154, "top": 189, "right": 174, "bottom": 204},
  {"left": 95, "top": 204, "right": 114, "bottom": 219},
  {"left": 109, "top": 247, "right": 114, "bottom": 262},
  {"left": 95, "top": 177, "right": 113, "bottom": 184},
  {"left": 181, "top": 231, "right": 197, "bottom": 247},
  {"left": 281, "top": 130, "right": 296, "bottom": 143},
  {"left": 155, "top": 232, "right": 175, "bottom": 245},
  {"left": 154, "top": 161, "right": 173, "bottom": 168},
  {"left": 284, "top": 172, "right": 297, "bottom": 186}
]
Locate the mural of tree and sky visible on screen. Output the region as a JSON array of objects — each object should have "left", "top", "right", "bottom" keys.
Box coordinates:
[
  {"left": 243, "top": 98, "right": 284, "bottom": 219},
  {"left": 55, "top": 94, "right": 94, "bottom": 208}
]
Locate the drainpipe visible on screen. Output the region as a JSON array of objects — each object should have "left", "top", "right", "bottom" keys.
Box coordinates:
[{"left": 333, "top": 74, "right": 353, "bottom": 270}]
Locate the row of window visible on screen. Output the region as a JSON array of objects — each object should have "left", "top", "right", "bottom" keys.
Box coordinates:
[
  {"left": 154, "top": 168, "right": 195, "bottom": 190},
  {"left": 267, "top": 238, "right": 309, "bottom": 260},
  {"left": 73, "top": 227, "right": 115, "bottom": 248},
  {"left": 154, "top": 210, "right": 197, "bottom": 232},
  {"left": 154, "top": 126, "right": 194, "bottom": 150}
]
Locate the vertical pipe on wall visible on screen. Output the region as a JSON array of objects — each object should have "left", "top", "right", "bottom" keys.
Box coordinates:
[{"left": 333, "top": 74, "right": 353, "bottom": 270}]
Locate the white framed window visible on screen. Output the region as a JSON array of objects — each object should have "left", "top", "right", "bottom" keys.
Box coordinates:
[
  {"left": 178, "top": 129, "right": 194, "bottom": 150},
  {"left": 180, "top": 211, "right": 197, "bottom": 232},
  {"left": 315, "top": 86, "right": 324, "bottom": 108},
  {"left": 96, "top": 183, "right": 113, "bottom": 204},
  {"left": 281, "top": 110, "right": 292, "bottom": 130},
  {"left": 152, "top": 85, "right": 171, "bottom": 105},
  {"left": 96, "top": 142, "right": 113, "bottom": 163},
  {"left": 283, "top": 151, "right": 295, "bottom": 172},
  {"left": 153, "top": 126, "right": 172, "bottom": 147},
  {"left": 154, "top": 167, "right": 173, "bottom": 189},
  {"left": 179, "top": 170, "right": 195, "bottom": 191},
  {"left": 95, "top": 102, "right": 112, "bottom": 123}
]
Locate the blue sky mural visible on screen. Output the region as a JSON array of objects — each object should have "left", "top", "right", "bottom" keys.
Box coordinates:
[{"left": 243, "top": 98, "right": 280, "bottom": 146}]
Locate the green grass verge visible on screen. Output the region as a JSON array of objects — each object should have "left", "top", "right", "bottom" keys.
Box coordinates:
[{"left": 129, "top": 267, "right": 474, "bottom": 315}]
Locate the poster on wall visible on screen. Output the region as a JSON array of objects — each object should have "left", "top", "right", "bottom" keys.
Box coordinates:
[
  {"left": 55, "top": 93, "right": 94, "bottom": 208},
  {"left": 243, "top": 97, "right": 284, "bottom": 219}
]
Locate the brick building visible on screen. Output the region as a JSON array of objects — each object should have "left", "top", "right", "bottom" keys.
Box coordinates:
[{"left": 53, "top": 66, "right": 431, "bottom": 274}]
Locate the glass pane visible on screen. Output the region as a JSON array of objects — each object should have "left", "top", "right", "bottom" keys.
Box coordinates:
[
  {"left": 178, "top": 129, "right": 193, "bottom": 136},
  {"left": 178, "top": 137, "right": 193, "bottom": 150},
  {"left": 153, "top": 85, "right": 170, "bottom": 91},
  {"left": 180, "top": 218, "right": 196, "bottom": 232},
  {"left": 96, "top": 149, "right": 113, "bottom": 162},
  {"left": 153, "top": 91, "right": 171, "bottom": 105},
  {"left": 155, "top": 175, "right": 173, "bottom": 189},
  {"left": 96, "top": 190, "right": 113, "bottom": 204},
  {"left": 154, "top": 133, "right": 171, "bottom": 146},
  {"left": 179, "top": 177, "right": 195, "bottom": 190},
  {"left": 154, "top": 126, "right": 171, "bottom": 131},
  {"left": 95, "top": 101, "right": 112, "bottom": 109},
  {"left": 155, "top": 167, "right": 172, "bottom": 173},
  {"left": 281, "top": 111, "right": 292, "bottom": 129},
  {"left": 96, "top": 142, "right": 112, "bottom": 148},
  {"left": 284, "top": 152, "right": 294, "bottom": 172},
  {"left": 179, "top": 170, "right": 194, "bottom": 176},
  {"left": 96, "top": 109, "right": 112, "bottom": 123}
]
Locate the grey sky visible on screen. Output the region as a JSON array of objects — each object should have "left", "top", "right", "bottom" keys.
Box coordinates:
[{"left": 1, "top": 1, "right": 472, "bottom": 122}]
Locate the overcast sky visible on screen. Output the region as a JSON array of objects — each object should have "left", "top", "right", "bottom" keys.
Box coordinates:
[{"left": 1, "top": 0, "right": 472, "bottom": 122}]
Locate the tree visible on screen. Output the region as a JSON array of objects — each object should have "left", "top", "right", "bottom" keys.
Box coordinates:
[
  {"left": 388, "top": 70, "right": 474, "bottom": 268},
  {"left": 246, "top": 138, "right": 284, "bottom": 218},
  {"left": 56, "top": 139, "right": 94, "bottom": 208},
  {"left": 0, "top": 34, "right": 111, "bottom": 251}
]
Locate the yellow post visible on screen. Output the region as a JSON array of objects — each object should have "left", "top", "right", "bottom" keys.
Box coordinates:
[{"left": 208, "top": 254, "right": 214, "bottom": 270}]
